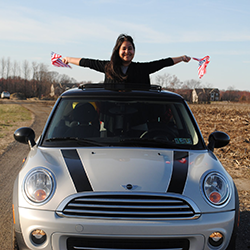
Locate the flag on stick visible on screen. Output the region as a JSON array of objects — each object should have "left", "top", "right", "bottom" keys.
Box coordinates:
[
  {"left": 192, "top": 56, "right": 210, "bottom": 79},
  {"left": 51, "top": 52, "right": 71, "bottom": 68}
]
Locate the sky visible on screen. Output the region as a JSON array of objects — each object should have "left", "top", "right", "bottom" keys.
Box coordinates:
[{"left": 0, "top": 0, "right": 250, "bottom": 91}]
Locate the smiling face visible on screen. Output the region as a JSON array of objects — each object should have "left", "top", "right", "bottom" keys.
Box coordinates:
[{"left": 119, "top": 41, "right": 135, "bottom": 66}]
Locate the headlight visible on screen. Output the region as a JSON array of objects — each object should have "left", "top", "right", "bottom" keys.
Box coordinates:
[
  {"left": 202, "top": 172, "right": 230, "bottom": 206},
  {"left": 24, "top": 168, "right": 55, "bottom": 203}
]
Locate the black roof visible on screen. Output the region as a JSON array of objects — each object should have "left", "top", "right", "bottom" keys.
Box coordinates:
[{"left": 61, "top": 83, "right": 183, "bottom": 101}]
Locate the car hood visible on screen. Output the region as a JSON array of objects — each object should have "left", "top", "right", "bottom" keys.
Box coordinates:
[
  {"left": 72, "top": 148, "right": 174, "bottom": 192},
  {"left": 18, "top": 146, "right": 236, "bottom": 212}
]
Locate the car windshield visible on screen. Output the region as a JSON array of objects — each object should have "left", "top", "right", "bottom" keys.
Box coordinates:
[{"left": 42, "top": 97, "right": 203, "bottom": 149}]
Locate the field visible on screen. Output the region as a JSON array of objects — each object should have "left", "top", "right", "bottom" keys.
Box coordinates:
[
  {"left": 0, "top": 104, "right": 33, "bottom": 155},
  {"left": 190, "top": 102, "right": 250, "bottom": 210},
  {"left": 189, "top": 102, "right": 250, "bottom": 248}
]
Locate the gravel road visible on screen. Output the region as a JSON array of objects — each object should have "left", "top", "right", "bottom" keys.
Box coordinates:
[
  {"left": 0, "top": 100, "right": 249, "bottom": 249},
  {"left": 0, "top": 100, "right": 53, "bottom": 249}
]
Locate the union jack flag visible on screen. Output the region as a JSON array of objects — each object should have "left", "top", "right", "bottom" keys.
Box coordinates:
[
  {"left": 193, "top": 56, "right": 210, "bottom": 79},
  {"left": 51, "top": 52, "right": 71, "bottom": 68}
]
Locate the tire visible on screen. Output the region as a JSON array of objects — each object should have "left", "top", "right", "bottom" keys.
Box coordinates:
[
  {"left": 226, "top": 184, "right": 239, "bottom": 250},
  {"left": 13, "top": 229, "right": 20, "bottom": 250}
]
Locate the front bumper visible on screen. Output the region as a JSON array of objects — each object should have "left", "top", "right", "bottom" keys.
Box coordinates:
[{"left": 16, "top": 207, "right": 236, "bottom": 250}]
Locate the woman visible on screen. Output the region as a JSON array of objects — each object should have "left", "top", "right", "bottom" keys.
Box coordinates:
[{"left": 62, "top": 34, "right": 191, "bottom": 86}]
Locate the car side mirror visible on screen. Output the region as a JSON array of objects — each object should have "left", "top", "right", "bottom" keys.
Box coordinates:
[
  {"left": 14, "top": 127, "right": 36, "bottom": 148},
  {"left": 208, "top": 131, "right": 230, "bottom": 152}
]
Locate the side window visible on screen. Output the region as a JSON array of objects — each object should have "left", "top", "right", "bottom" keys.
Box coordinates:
[{"left": 173, "top": 104, "right": 198, "bottom": 145}]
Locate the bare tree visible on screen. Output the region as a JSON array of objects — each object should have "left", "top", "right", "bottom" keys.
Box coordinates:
[
  {"left": 0, "top": 57, "right": 6, "bottom": 78},
  {"left": 12, "top": 60, "right": 20, "bottom": 78},
  {"left": 226, "top": 85, "right": 239, "bottom": 102},
  {"left": 6, "top": 57, "right": 11, "bottom": 79},
  {"left": 182, "top": 79, "right": 202, "bottom": 89},
  {"left": 47, "top": 71, "right": 59, "bottom": 83},
  {"left": 70, "top": 77, "right": 77, "bottom": 83},
  {"left": 0, "top": 57, "right": 80, "bottom": 98},
  {"left": 59, "top": 74, "right": 73, "bottom": 84},
  {"left": 203, "top": 82, "right": 213, "bottom": 88},
  {"left": 37, "top": 63, "right": 52, "bottom": 98},
  {"left": 155, "top": 74, "right": 182, "bottom": 89},
  {"left": 32, "top": 61, "right": 39, "bottom": 80},
  {"left": 22, "top": 60, "right": 31, "bottom": 80},
  {"left": 37, "top": 63, "right": 49, "bottom": 82}
]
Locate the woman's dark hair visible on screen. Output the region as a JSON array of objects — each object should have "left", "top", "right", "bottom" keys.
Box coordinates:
[{"left": 105, "top": 34, "right": 135, "bottom": 81}]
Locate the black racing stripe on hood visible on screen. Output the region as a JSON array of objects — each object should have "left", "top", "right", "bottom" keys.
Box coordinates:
[
  {"left": 61, "top": 149, "right": 92, "bottom": 192},
  {"left": 167, "top": 151, "right": 189, "bottom": 194}
]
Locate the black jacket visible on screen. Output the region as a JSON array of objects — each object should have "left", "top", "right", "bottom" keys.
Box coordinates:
[{"left": 79, "top": 58, "right": 174, "bottom": 86}]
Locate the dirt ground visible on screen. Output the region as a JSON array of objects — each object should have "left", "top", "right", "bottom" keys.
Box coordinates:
[
  {"left": 189, "top": 102, "right": 250, "bottom": 249},
  {"left": 189, "top": 102, "right": 250, "bottom": 207}
]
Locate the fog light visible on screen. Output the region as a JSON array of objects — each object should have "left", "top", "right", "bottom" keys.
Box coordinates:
[
  {"left": 208, "top": 232, "right": 223, "bottom": 247},
  {"left": 30, "top": 229, "right": 46, "bottom": 245}
]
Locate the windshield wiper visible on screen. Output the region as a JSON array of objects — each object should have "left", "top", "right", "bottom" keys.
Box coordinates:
[{"left": 45, "top": 137, "right": 105, "bottom": 146}]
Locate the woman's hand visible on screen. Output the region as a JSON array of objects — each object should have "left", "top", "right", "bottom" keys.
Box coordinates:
[
  {"left": 62, "top": 57, "right": 69, "bottom": 64},
  {"left": 172, "top": 55, "right": 191, "bottom": 64},
  {"left": 61, "top": 57, "right": 81, "bottom": 66},
  {"left": 181, "top": 55, "right": 191, "bottom": 62}
]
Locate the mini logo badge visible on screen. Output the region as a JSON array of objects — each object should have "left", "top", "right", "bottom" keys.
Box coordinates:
[{"left": 121, "top": 184, "right": 138, "bottom": 190}]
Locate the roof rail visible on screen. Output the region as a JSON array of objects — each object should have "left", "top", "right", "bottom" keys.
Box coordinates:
[{"left": 79, "top": 83, "right": 162, "bottom": 91}]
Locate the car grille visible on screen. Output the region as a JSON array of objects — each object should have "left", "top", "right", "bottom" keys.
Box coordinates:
[
  {"left": 57, "top": 193, "right": 199, "bottom": 220},
  {"left": 67, "top": 237, "right": 190, "bottom": 250}
]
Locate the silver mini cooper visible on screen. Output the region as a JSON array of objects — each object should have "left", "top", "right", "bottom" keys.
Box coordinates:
[{"left": 13, "top": 83, "right": 239, "bottom": 250}]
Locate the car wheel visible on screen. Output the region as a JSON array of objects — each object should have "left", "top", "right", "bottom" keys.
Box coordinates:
[
  {"left": 226, "top": 184, "right": 239, "bottom": 250},
  {"left": 225, "top": 231, "right": 237, "bottom": 250},
  {"left": 13, "top": 229, "right": 20, "bottom": 250}
]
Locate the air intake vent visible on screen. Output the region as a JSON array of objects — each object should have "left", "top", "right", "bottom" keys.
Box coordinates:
[{"left": 67, "top": 236, "right": 190, "bottom": 250}]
